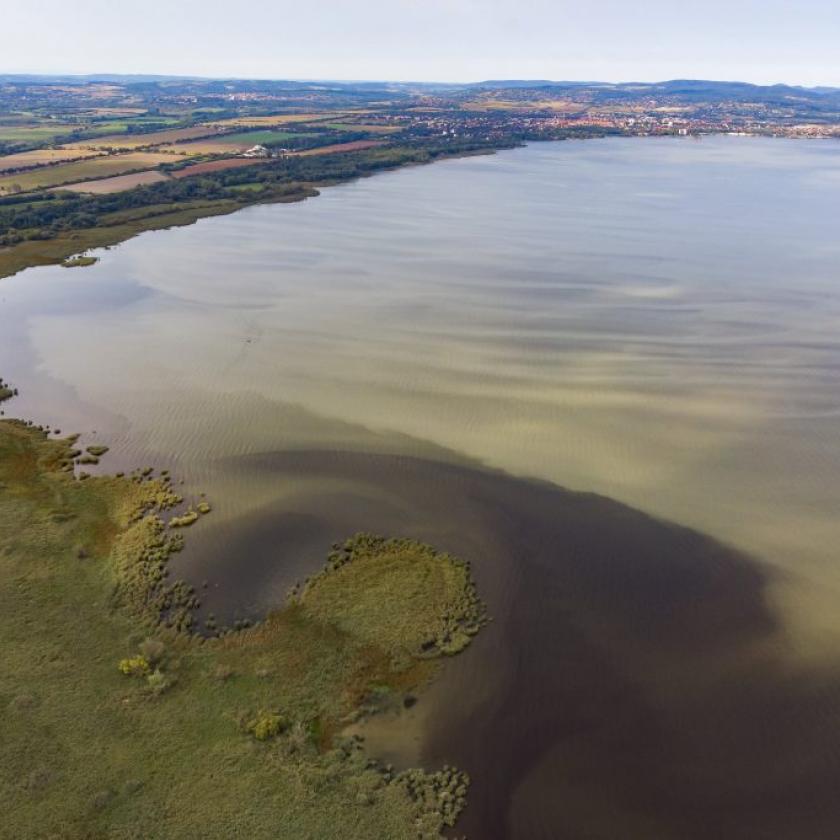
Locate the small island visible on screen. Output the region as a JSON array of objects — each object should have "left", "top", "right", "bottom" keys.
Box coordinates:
[{"left": 61, "top": 255, "right": 98, "bottom": 268}]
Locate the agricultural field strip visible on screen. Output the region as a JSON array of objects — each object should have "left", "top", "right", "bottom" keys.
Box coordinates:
[
  {"left": 154, "top": 131, "right": 316, "bottom": 156},
  {"left": 294, "top": 140, "right": 386, "bottom": 156},
  {"left": 61, "top": 125, "right": 228, "bottom": 150},
  {"left": 0, "top": 148, "right": 105, "bottom": 174},
  {"left": 0, "top": 152, "right": 176, "bottom": 194},
  {"left": 58, "top": 170, "right": 172, "bottom": 195}
]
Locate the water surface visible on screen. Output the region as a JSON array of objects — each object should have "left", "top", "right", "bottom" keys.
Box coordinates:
[{"left": 3, "top": 136, "right": 840, "bottom": 837}]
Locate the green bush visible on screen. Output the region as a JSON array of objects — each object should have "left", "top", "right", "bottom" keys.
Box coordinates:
[
  {"left": 146, "top": 668, "right": 172, "bottom": 696},
  {"left": 247, "top": 711, "right": 286, "bottom": 741}
]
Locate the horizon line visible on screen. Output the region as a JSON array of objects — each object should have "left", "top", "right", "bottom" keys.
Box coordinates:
[{"left": 2, "top": 71, "right": 839, "bottom": 91}]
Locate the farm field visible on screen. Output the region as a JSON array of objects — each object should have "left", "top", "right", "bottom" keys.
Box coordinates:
[
  {"left": 0, "top": 123, "right": 78, "bottom": 144},
  {"left": 0, "top": 148, "right": 104, "bottom": 174},
  {"left": 58, "top": 170, "right": 171, "bottom": 194},
  {"left": 0, "top": 152, "right": 175, "bottom": 194},
  {"left": 169, "top": 157, "right": 270, "bottom": 178},
  {"left": 295, "top": 139, "right": 386, "bottom": 156},
  {"left": 213, "top": 112, "right": 346, "bottom": 128},
  {"left": 63, "top": 125, "right": 224, "bottom": 150},
  {"left": 157, "top": 130, "right": 314, "bottom": 155},
  {"left": 325, "top": 122, "right": 402, "bottom": 134},
  {"left": 210, "top": 129, "right": 313, "bottom": 145}
]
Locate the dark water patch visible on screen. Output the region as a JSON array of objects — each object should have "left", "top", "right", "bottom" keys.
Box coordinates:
[{"left": 172, "top": 449, "right": 840, "bottom": 838}]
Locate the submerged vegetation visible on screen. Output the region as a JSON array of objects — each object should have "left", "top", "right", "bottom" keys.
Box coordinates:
[{"left": 0, "top": 387, "right": 486, "bottom": 838}]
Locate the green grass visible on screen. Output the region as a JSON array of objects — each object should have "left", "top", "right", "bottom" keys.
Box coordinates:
[
  {"left": 0, "top": 413, "right": 485, "bottom": 838},
  {"left": 301, "top": 535, "right": 486, "bottom": 656},
  {"left": 227, "top": 182, "right": 266, "bottom": 193},
  {"left": 216, "top": 129, "right": 313, "bottom": 145}
]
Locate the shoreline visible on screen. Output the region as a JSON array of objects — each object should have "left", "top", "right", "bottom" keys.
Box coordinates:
[
  {"left": 0, "top": 381, "right": 489, "bottom": 838},
  {"left": 4, "top": 129, "right": 833, "bottom": 284},
  {"left": 0, "top": 142, "right": 518, "bottom": 282}
]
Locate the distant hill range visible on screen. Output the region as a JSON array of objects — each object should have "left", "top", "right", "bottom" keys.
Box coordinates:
[
  {"left": 1, "top": 74, "right": 838, "bottom": 94},
  {"left": 2, "top": 74, "right": 839, "bottom": 108},
  {"left": 473, "top": 78, "right": 840, "bottom": 100}
]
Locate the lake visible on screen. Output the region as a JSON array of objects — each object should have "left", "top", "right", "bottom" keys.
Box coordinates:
[{"left": 3, "top": 136, "right": 840, "bottom": 837}]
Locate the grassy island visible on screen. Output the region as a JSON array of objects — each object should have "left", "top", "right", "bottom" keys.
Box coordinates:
[
  {"left": 0, "top": 394, "right": 486, "bottom": 838},
  {"left": 61, "top": 255, "right": 99, "bottom": 268}
]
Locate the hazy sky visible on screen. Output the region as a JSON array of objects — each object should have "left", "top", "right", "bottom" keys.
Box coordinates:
[{"left": 6, "top": 0, "right": 840, "bottom": 86}]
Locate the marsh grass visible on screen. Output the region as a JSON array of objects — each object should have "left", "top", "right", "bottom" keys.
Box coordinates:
[{"left": 0, "top": 412, "right": 485, "bottom": 839}]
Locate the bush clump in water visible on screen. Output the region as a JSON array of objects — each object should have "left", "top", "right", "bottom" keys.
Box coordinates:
[{"left": 169, "top": 510, "right": 199, "bottom": 528}]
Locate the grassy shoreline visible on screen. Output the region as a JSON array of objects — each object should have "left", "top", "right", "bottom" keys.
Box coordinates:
[
  {"left": 0, "top": 144, "right": 512, "bottom": 281},
  {"left": 0, "top": 384, "right": 487, "bottom": 838},
  {"left": 0, "top": 187, "right": 319, "bottom": 280}
]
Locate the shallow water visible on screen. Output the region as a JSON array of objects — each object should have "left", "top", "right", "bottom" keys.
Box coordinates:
[{"left": 3, "top": 136, "right": 840, "bottom": 836}]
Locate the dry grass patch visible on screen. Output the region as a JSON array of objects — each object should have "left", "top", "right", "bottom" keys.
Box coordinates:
[
  {"left": 212, "top": 112, "right": 344, "bottom": 128},
  {"left": 0, "top": 148, "right": 104, "bottom": 174},
  {"left": 59, "top": 170, "right": 171, "bottom": 194}
]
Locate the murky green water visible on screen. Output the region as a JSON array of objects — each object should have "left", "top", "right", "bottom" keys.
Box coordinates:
[{"left": 3, "top": 136, "right": 840, "bottom": 837}]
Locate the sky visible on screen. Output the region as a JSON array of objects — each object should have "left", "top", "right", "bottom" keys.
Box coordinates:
[{"left": 6, "top": 0, "right": 840, "bottom": 87}]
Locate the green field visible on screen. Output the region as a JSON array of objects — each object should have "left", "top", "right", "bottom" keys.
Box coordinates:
[
  {"left": 216, "top": 129, "right": 314, "bottom": 145},
  {"left": 325, "top": 123, "right": 402, "bottom": 134},
  {"left": 0, "top": 124, "right": 78, "bottom": 143},
  {"left": 0, "top": 413, "right": 485, "bottom": 838}
]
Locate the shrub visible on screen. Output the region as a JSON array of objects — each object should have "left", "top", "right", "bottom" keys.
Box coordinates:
[
  {"left": 118, "top": 655, "right": 150, "bottom": 676},
  {"left": 146, "top": 668, "right": 172, "bottom": 696},
  {"left": 138, "top": 638, "right": 165, "bottom": 665},
  {"left": 247, "top": 711, "right": 286, "bottom": 741}
]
